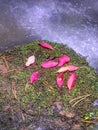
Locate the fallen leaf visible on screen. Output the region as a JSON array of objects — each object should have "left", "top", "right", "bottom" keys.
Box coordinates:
[
  {"left": 39, "top": 42, "right": 54, "bottom": 50},
  {"left": 59, "top": 110, "right": 75, "bottom": 118},
  {"left": 56, "top": 73, "right": 64, "bottom": 88},
  {"left": 59, "top": 110, "right": 66, "bottom": 116},
  {"left": 57, "top": 65, "right": 78, "bottom": 73},
  {"left": 65, "top": 111, "right": 75, "bottom": 118},
  {"left": 30, "top": 71, "right": 39, "bottom": 84},
  {"left": 66, "top": 73, "right": 77, "bottom": 90},
  {"left": 54, "top": 101, "right": 63, "bottom": 111},
  {"left": 41, "top": 60, "right": 58, "bottom": 68},
  {"left": 58, "top": 54, "right": 70, "bottom": 66},
  {"left": 25, "top": 55, "right": 35, "bottom": 67}
]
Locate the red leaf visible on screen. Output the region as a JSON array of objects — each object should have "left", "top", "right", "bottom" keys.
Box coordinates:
[
  {"left": 66, "top": 73, "right": 77, "bottom": 90},
  {"left": 30, "top": 71, "right": 39, "bottom": 84},
  {"left": 57, "top": 65, "right": 78, "bottom": 73},
  {"left": 58, "top": 54, "right": 70, "bottom": 67},
  {"left": 41, "top": 60, "right": 58, "bottom": 68},
  {"left": 56, "top": 73, "right": 64, "bottom": 88},
  {"left": 39, "top": 42, "right": 54, "bottom": 50}
]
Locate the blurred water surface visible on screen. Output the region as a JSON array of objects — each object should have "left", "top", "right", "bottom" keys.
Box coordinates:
[{"left": 0, "top": 0, "right": 98, "bottom": 72}]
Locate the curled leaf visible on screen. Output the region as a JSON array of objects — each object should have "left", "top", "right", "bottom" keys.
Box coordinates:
[
  {"left": 56, "top": 73, "right": 64, "bottom": 88},
  {"left": 57, "top": 65, "right": 78, "bottom": 73},
  {"left": 41, "top": 60, "right": 58, "bottom": 68},
  {"left": 30, "top": 71, "right": 39, "bottom": 84},
  {"left": 25, "top": 55, "right": 35, "bottom": 67},
  {"left": 58, "top": 54, "right": 70, "bottom": 67},
  {"left": 66, "top": 73, "right": 77, "bottom": 90},
  {"left": 39, "top": 42, "right": 54, "bottom": 50}
]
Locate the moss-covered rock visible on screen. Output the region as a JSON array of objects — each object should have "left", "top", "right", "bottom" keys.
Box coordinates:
[{"left": 0, "top": 41, "right": 98, "bottom": 130}]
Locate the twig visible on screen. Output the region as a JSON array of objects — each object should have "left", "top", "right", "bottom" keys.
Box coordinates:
[
  {"left": 81, "top": 119, "right": 96, "bottom": 124},
  {"left": 3, "top": 69, "right": 17, "bottom": 74},
  {"left": 11, "top": 82, "right": 18, "bottom": 100},
  {"left": 2, "top": 56, "right": 9, "bottom": 70},
  {"left": 79, "top": 66, "right": 89, "bottom": 69}
]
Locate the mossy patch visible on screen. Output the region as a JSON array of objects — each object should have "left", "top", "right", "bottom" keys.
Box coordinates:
[{"left": 0, "top": 41, "right": 98, "bottom": 129}]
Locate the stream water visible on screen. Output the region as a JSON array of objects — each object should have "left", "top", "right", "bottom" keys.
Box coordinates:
[{"left": 0, "top": 0, "right": 98, "bottom": 73}]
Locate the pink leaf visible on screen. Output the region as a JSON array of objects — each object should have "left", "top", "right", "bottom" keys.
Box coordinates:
[
  {"left": 41, "top": 60, "right": 58, "bottom": 68},
  {"left": 39, "top": 42, "right": 54, "bottom": 50},
  {"left": 57, "top": 65, "right": 78, "bottom": 73},
  {"left": 56, "top": 73, "right": 64, "bottom": 88},
  {"left": 66, "top": 73, "right": 77, "bottom": 90},
  {"left": 58, "top": 54, "right": 70, "bottom": 67},
  {"left": 25, "top": 55, "right": 35, "bottom": 67},
  {"left": 30, "top": 71, "right": 39, "bottom": 84}
]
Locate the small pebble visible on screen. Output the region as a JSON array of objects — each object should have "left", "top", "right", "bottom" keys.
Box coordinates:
[{"left": 93, "top": 99, "right": 98, "bottom": 107}]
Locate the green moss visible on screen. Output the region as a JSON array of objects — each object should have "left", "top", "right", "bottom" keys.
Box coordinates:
[{"left": 0, "top": 40, "right": 98, "bottom": 126}]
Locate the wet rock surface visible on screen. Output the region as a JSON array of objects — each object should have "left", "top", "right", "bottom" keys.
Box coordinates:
[{"left": 0, "top": 100, "right": 84, "bottom": 130}]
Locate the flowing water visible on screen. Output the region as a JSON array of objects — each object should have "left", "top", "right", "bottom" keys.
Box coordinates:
[{"left": 0, "top": 0, "right": 98, "bottom": 73}]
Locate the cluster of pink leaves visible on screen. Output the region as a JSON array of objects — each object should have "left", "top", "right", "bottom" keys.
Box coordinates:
[{"left": 25, "top": 42, "right": 78, "bottom": 91}]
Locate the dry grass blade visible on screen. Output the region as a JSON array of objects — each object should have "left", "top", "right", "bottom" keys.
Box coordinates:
[
  {"left": 25, "top": 82, "right": 29, "bottom": 91},
  {"left": 12, "top": 82, "right": 18, "bottom": 100},
  {"left": 0, "top": 56, "right": 17, "bottom": 74},
  {"left": 2, "top": 56, "right": 9, "bottom": 70},
  {"left": 81, "top": 119, "right": 96, "bottom": 124},
  {"left": 0, "top": 64, "right": 8, "bottom": 74},
  {"left": 69, "top": 94, "right": 90, "bottom": 104},
  {"left": 43, "top": 81, "right": 54, "bottom": 90},
  {"left": 69, "top": 94, "right": 90, "bottom": 108}
]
